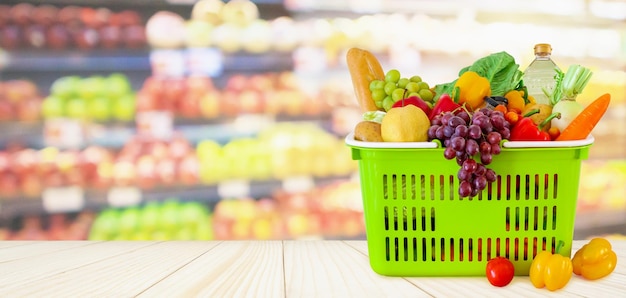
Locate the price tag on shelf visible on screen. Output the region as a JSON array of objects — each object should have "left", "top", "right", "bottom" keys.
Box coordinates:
[
  {"left": 186, "top": 47, "right": 223, "bottom": 77},
  {"left": 150, "top": 49, "right": 186, "bottom": 78},
  {"left": 292, "top": 46, "right": 327, "bottom": 73},
  {"left": 217, "top": 180, "right": 251, "bottom": 198},
  {"left": 282, "top": 176, "right": 315, "bottom": 194},
  {"left": 136, "top": 111, "right": 174, "bottom": 140},
  {"left": 107, "top": 187, "right": 142, "bottom": 208},
  {"left": 42, "top": 187, "right": 85, "bottom": 213},
  {"left": 44, "top": 118, "right": 85, "bottom": 149}
]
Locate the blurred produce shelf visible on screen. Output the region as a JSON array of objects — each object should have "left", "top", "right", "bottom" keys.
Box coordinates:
[{"left": 0, "top": 174, "right": 354, "bottom": 220}]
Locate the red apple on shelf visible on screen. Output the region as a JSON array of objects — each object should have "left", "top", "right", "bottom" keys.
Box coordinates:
[
  {"left": 46, "top": 24, "right": 71, "bottom": 49},
  {"left": 117, "top": 10, "right": 142, "bottom": 27},
  {"left": 122, "top": 24, "right": 146, "bottom": 49},
  {"left": 177, "top": 153, "right": 200, "bottom": 185},
  {"left": 0, "top": 25, "right": 22, "bottom": 50},
  {"left": 17, "top": 98, "right": 42, "bottom": 122},
  {"left": 177, "top": 93, "right": 202, "bottom": 118},
  {"left": 58, "top": 6, "right": 81, "bottom": 26},
  {"left": 169, "top": 136, "right": 192, "bottom": 161},
  {"left": 136, "top": 155, "right": 157, "bottom": 189},
  {"left": 33, "top": 5, "right": 59, "bottom": 27},
  {"left": 186, "top": 75, "right": 214, "bottom": 95},
  {"left": 156, "top": 157, "right": 177, "bottom": 185},
  {"left": 99, "top": 25, "right": 122, "bottom": 49},
  {"left": 0, "top": 5, "right": 11, "bottom": 27},
  {"left": 20, "top": 172, "right": 43, "bottom": 198},
  {"left": 225, "top": 74, "right": 247, "bottom": 93},
  {"left": 10, "top": 3, "right": 34, "bottom": 26},
  {"left": 73, "top": 27, "right": 99, "bottom": 49},
  {"left": 0, "top": 101, "right": 15, "bottom": 121},
  {"left": 0, "top": 172, "right": 19, "bottom": 199},
  {"left": 24, "top": 24, "right": 47, "bottom": 48},
  {"left": 162, "top": 78, "right": 187, "bottom": 103}
]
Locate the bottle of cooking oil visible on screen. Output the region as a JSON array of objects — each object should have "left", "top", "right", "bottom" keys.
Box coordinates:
[{"left": 522, "top": 43, "right": 561, "bottom": 105}]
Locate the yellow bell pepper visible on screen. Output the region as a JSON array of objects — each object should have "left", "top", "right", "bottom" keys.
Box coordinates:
[
  {"left": 504, "top": 90, "right": 526, "bottom": 113},
  {"left": 572, "top": 238, "right": 617, "bottom": 280},
  {"left": 454, "top": 71, "right": 491, "bottom": 110},
  {"left": 529, "top": 250, "right": 573, "bottom": 291}
]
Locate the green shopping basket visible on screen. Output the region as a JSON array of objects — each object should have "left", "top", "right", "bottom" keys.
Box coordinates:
[{"left": 346, "top": 133, "right": 593, "bottom": 276}]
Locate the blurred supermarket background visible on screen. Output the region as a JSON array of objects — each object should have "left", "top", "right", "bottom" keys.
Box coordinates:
[{"left": 0, "top": 0, "right": 624, "bottom": 241}]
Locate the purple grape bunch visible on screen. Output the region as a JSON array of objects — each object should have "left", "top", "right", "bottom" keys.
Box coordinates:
[{"left": 428, "top": 108, "right": 511, "bottom": 197}]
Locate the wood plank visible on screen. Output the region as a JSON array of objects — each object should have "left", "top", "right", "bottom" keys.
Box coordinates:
[
  {"left": 0, "top": 241, "right": 37, "bottom": 249},
  {"left": 284, "top": 240, "right": 429, "bottom": 297},
  {"left": 138, "top": 241, "right": 284, "bottom": 297},
  {"left": 0, "top": 241, "right": 219, "bottom": 297},
  {"left": 0, "top": 241, "right": 96, "bottom": 263},
  {"left": 0, "top": 241, "right": 157, "bottom": 295}
]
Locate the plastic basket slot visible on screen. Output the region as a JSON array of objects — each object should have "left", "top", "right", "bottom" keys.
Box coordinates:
[
  {"left": 383, "top": 236, "right": 554, "bottom": 264},
  {"left": 506, "top": 205, "right": 558, "bottom": 232},
  {"left": 502, "top": 173, "right": 559, "bottom": 201},
  {"left": 384, "top": 206, "right": 435, "bottom": 232}
]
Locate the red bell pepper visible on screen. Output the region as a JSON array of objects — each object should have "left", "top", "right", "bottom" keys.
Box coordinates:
[
  {"left": 510, "top": 110, "right": 561, "bottom": 141},
  {"left": 429, "top": 93, "right": 461, "bottom": 120}
]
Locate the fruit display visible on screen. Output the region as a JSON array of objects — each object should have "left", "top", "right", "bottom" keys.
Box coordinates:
[
  {"left": 213, "top": 180, "right": 364, "bottom": 240},
  {"left": 136, "top": 72, "right": 333, "bottom": 119},
  {"left": 0, "top": 3, "right": 146, "bottom": 50},
  {"left": 197, "top": 123, "right": 357, "bottom": 183},
  {"left": 89, "top": 200, "right": 214, "bottom": 240},
  {"left": 0, "top": 145, "right": 116, "bottom": 199},
  {"left": 43, "top": 73, "right": 136, "bottom": 122},
  {"left": 0, "top": 79, "right": 43, "bottom": 122},
  {"left": 147, "top": 0, "right": 296, "bottom": 53},
  {"left": 1, "top": 212, "right": 94, "bottom": 241}
]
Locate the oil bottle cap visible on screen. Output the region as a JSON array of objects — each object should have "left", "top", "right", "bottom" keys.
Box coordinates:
[{"left": 534, "top": 43, "right": 552, "bottom": 55}]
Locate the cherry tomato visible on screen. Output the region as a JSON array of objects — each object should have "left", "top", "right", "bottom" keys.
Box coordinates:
[{"left": 486, "top": 257, "right": 515, "bottom": 287}]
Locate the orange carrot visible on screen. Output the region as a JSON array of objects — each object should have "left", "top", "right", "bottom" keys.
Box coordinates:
[{"left": 555, "top": 93, "right": 610, "bottom": 141}]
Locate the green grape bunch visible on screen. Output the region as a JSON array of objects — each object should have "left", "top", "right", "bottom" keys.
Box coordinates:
[{"left": 369, "top": 69, "right": 434, "bottom": 111}]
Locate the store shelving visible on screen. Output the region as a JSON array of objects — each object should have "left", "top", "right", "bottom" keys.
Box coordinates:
[{"left": 0, "top": 174, "right": 353, "bottom": 221}]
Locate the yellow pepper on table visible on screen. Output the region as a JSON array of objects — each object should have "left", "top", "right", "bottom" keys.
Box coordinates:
[
  {"left": 572, "top": 238, "right": 617, "bottom": 280},
  {"left": 529, "top": 250, "right": 573, "bottom": 291},
  {"left": 453, "top": 71, "right": 491, "bottom": 110}
]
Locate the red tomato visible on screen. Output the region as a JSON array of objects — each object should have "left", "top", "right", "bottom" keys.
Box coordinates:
[{"left": 486, "top": 257, "right": 515, "bottom": 287}]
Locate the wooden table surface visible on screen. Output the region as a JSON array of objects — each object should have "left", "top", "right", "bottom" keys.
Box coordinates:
[{"left": 0, "top": 240, "right": 624, "bottom": 297}]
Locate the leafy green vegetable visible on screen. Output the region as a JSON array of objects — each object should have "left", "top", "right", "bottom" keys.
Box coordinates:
[
  {"left": 561, "top": 64, "right": 593, "bottom": 100},
  {"left": 362, "top": 110, "right": 386, "bottom": 123},
  {"left": 434, "top": 51, "right": 524, "bottom": 101}
]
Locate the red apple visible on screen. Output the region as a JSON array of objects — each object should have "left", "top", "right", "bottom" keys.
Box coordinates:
[
  {"left": 0, "top": 25, "right": 23, "bottom": 50},
  {"left": 20, "top": 172, "right": 43, "bottom": 198},
  {"left": 162, "top": 78, "right": 187, "bottom": 103},
  {"left": 225, "top": 74, "right": 247, "bottom": 92},
  {"left": 168, "top": 137, "right": 192, "bottom": 161},
  {"left": 99, "top": 25, "right": 122, "bottom": 49},
  {"left": 122, "top": 24, "right": 146, "bottom": 49},
  {"left": 73, "top": 27, "right": 99, "bottom": 49},
  {"left": 136, "top": 155, "right": 157, "bottom": 189},
  {"left": 135, "top": 91, "right": 158, "bottom": 112},
  {"left": 177, "top": 153, "right": 200, "bottom": 185},
  {"left": 0, "top": 101, "right": 15, "bottom": 121},
  {"left": 32, "top": 4, "right": 59, "bottom": 27},
  {"left": 0, "top": 5, "right": 11, "bottom": 27},
  {"left": 117, "top": 10, "right": 142, "bottom": 27},
  {"left": 238, "top": 90, "right": 265, "bottom": 114},
  {"left": 46, "top": 24, "right": 71, "bottom": 49},
  {"left": 391, "top": 95, "right": 431, "bottom": 116},
  {"left": 156, "top": 157, "right": 177, "bottom": 185},
  {"left": 58, "top": 6, "right": 81, "bottom": 26},
  {"left": 0, "top": 172, "right": 19, "bottom": 198},
  {"left": 220, "top": 90, "right": 240, "bottom": 117},
  {"left": 10, "top": 3, "right": 34, "bottom": 26},
  {"left": 177, "top": 93, "right": 201, "bottom": 118},
  {"left": 186, "top": 75, "right": 214, "bottom": 95},
  {"left": 17, "top": 97, "right": 42, "bottom": 122}
]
